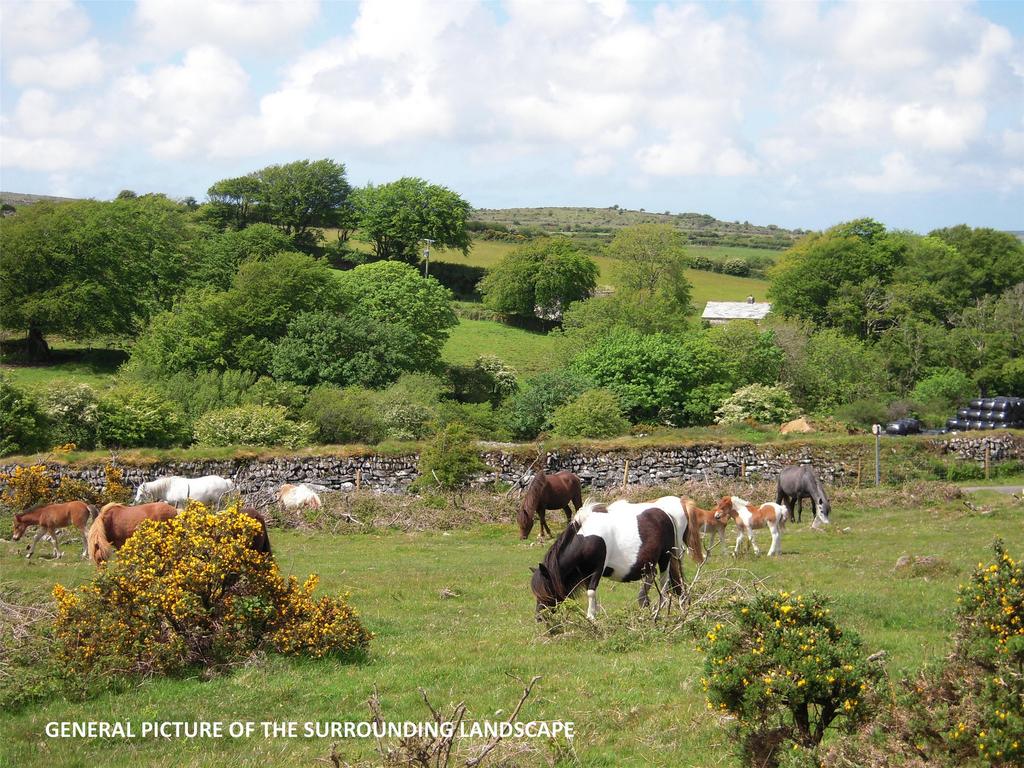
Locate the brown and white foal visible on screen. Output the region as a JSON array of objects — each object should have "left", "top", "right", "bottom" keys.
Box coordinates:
[
  {"left": 11, "top": 501, "right": 98, "bottom": 559},
  {"left": 713, "top": 496, "right": 787, "bottom": 557}
]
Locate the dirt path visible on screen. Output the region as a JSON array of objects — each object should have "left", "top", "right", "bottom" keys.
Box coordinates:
[{"left": 961, "top": 485, "right": 1023, "bottom": 495}]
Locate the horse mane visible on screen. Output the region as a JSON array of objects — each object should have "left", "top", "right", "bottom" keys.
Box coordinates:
[
  {"left": 540, "top": 518, "right": 582, "bottom": 601},
  {"left": 522, "top": 469, "right": 546, "bottom": 508}
]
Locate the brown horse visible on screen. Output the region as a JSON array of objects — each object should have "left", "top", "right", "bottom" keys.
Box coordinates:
[
  {"left": 241, "top": 507, "right": 273, "bottom": 555},
  {"left": 87, "top": 502, "right": 178, "bottom": 564},
  {"left": 517, "top": 469, "right": 582, "bottom": 540},
  {"left": 684, "top": 498, "right": 727, "bottom": 556},
  {"left": 12, "top": 501, "right": 99, "bottom": 559}
]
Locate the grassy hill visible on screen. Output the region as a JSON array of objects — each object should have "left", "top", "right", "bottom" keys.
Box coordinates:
[{"left": 470, "top": 205, "right": 804, "bottom": 249}]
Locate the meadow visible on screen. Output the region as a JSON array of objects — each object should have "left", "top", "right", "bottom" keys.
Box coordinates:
[{"left": 1, "top": 482, "right": 1021, "bottom": 767}]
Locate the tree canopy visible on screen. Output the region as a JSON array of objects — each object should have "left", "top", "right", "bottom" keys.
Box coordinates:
[
  {"left": 479, "top": 238, "right": 598, "bottom": 320},
  {"left": 0, "top": 196, "right": 192, "bottom": 357},
  {"left": 352, "top": 177, "right": 472, "bottom": 263}
]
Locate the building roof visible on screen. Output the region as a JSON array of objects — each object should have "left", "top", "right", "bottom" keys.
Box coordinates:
[{"left": 701, "top": 301, "right": 772, "bottom": 321}]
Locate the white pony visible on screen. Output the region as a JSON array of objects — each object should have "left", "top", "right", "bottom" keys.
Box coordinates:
[
  {"left": 276, "top": 483, "right": 322, "bottom": 510},
  {"left": 135, "top": 475, "right": 236, "bottom": 508}
]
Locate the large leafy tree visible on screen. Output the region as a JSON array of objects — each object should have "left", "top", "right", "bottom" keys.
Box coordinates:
[
  {"left": 479, "top": 238, "right": 598, "bottom": 320},
  {"left": 607, "top": 223, "right": 692, "bottom": 311},
  {"left": 203, "top": 159, "right": 352, "bottom": 242},
  {"left": 0, "top": 197, "right": 191, "bottom": 358},
  {"left": 352, "top": 177, "right": 471, "bottom": 263},
  {"left": 334, "top": 261, "right": 457, "bottom": 374},
  {"left": 930, "top": 225, "right": 1024, "bottom": 299},
  {"left": 768, "top": 218, "right": 906, "bottom": 336}
]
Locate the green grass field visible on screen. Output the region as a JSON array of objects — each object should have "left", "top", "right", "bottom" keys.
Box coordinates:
[
  {"left": 442, "top": 318, "right": 564, "bottom": 376},
  {"left": 2, "top": 484, "right": 1022, "bottom": 767},
  {"left": 1, "top": 345, "right": 124, "bottom": 390}
]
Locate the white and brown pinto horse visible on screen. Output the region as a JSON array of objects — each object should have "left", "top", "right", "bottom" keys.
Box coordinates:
[
  {"left": 713, "top": 496, "right": 788, "bottom": 557},
  {"left": 11, "top": 501, "right": 99, "bottom": 559},
  {"left": 531, "top": 496, "right": 704, "bottom": 620},
  {"left": 276, "top": 483, "right": 322, "bottom": 511}
]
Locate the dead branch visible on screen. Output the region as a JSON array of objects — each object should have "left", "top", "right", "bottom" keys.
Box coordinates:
[{"left": 464, "top": 674, "right": 542, "bottom": 768}]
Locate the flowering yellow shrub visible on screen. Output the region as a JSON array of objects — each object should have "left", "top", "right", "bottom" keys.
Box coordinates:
[
  {"left": 53, "top": 502, "right": 370, "bottom": 676},
  {"left": 0, "top": 464, "right": 53, "bottom": 510},
  {"left": 100, "top": 463, "right": 132, "bottom": 505}
]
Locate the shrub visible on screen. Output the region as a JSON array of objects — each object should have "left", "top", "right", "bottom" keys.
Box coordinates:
[
  {"left": 301, "top": 387, "right": 385, "bottom": 445},
  {"left": 0, "top": 374, "right": 47, "bottom": 457},
  {"left": 827, "top": 541, "right": 1023, "bottom": 768},
  {"left": 722, "top": 257, "right": 752, "bottom": 276},
  {"left": 833, "top": 398, "right": 888, "bottom": 428},
  {"left": 0, "top": 464, "right": 53, "bottom": 512},
  {"left": 193, "top": 405, "right": 313, "bottom": 448},
  {"left": 692, "top": 254, "right": 714, "bottom": 271},
  {"left": 38, "top": 382, "right": 100, "bottom": 449},
  {"left": 912, "top": 368, "right": 976, "bottom": 425},
  {"left": 412, "top": 423, "right": 491, "bottom": 492},
  {"left": 715, "top": 384, "right": 797, "bottom": 425},
  {"left": 449, "top": 355, "right": 519, "bottom": 406},
  {"left": 96, "top": 384, "right": 188, "bottom": 448},
  {"left": 52, "top": 503, "right": 371, "bottom": 677},
  {"left": 551, "top": 389, "right": 630, "bottom": 439},
  {"left": 504, "top": 370, "right": 595, "bottom": 439},
  {"left": 701, "top": 590, "right": 882, "bottom": 767}
]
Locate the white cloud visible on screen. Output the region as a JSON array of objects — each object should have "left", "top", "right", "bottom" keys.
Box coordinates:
[
  {"left": 133, "top": 0, "right": 320, "bottom": 53},
  {"left": 9, "top": 40, "right": 105, "bottom": 90},
  {"left": 843, "top": 152, "right": 946, "bottom": 193},
  {"left": 0, "top": 135, "right": 95, "bottom": 172},
  {"left": 891, "top": 102, "right": 986, "bottom": 151},
  {"left": 0, "top": 0, "right": 90, "bottom": 56}
]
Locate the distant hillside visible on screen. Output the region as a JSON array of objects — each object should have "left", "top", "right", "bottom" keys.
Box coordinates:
[
  {"left": 0, "top": 191, "right": 80, "bottom": 208},
  {"left": 470, "top": 206, "right": 806, "bottom": 250}
]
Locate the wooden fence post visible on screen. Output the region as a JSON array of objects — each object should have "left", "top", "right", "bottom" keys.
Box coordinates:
[
  {"left": 622, "top": 459, "right": 630, "bottom": 489},
  {"left": 356, "top": 468, "right": 362, "bottom": 491},
  {"left": 984, "top": 445, "right": 991, "bottom": 480}
]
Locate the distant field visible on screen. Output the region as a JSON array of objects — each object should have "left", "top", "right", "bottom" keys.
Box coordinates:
[
  {"left": 442, "top": 318, "right": 564, "bottom": 377},
  {"left": 431, "top": 240, "right": 771, "bottom": 304}
]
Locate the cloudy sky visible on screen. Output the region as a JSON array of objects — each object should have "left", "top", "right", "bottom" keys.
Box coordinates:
[{"left": 1, "top": 0, "right": 1022, "bottom": 232}]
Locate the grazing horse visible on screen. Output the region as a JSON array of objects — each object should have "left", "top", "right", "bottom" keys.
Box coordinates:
[
  {"left": 240, "top": 507, "right": 273, "bottom": 555},
  {"left": 276, "top": 483, "right": 322, "bottom": 511},
  {"left": 685, "top": 498, "right": 727, "bottom": 555},
  {"left": 87, "top": 502, "right": 178, "bottom": 564},
  {"left": 135, "top": 475, "right": 236, "bottom": 508},
  {"left": 12, "top": 501, "right": 98, "bottom": 559},
  {"left": 776, "top": 465, "right": 831, "bottom": 525},
  {"left": 517, "top": 469, "right": 582, "bottom": 540},
  {"left": 530, "top": 496, "right": 704, "bottom": 620},
  {"left": 713, "top": 496, "right": 787, "bottom": 557}
]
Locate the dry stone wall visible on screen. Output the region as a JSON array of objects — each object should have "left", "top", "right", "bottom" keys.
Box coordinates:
[{"left": 3, "top": 434, "right": 1020, "bottom": 498}]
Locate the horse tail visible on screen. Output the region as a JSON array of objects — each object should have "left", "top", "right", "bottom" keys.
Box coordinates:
[
  {"left": 87, "top": 507, "right": 114, "bottom": 564},
  {"left": 86, "top": 503, "right": 100, "bottom": 522},
  {"left": 571, "top": 476, "right": 582, "bottom": 513},
  {"left": 683, "top": 503, "right": 705, "bottom": 564}
]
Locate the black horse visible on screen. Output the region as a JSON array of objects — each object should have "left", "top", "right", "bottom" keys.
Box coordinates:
[{"left": 775, "top": 465, "right": 831, "bottom": 525}]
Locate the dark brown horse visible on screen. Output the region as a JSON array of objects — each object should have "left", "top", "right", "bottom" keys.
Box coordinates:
[
  {"left": 87, "top": 502, "right": 178, "bottom": 564},
  {"left": 517, "top": 469, "right": 582, "bottom": 540},
  {"left": 12, "top": 501, "right": 99, "bottom": 559},
  {"left": 241, "top": 507, "right": 272, "bottom": 555}
]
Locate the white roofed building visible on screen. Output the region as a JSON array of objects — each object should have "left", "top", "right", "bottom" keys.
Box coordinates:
[{"left": 701, "top": 300, "right": 772, "bottom": 325}]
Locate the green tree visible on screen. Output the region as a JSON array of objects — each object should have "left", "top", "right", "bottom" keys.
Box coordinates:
[
  {"left": 352, "top": 177, "right": 471, "bottom": 263},
  {"left": 0, "top": 197, "right": 191, "bottom": 358},
  {"left": 334, "top": 261, "right": 457, "bottom": 373},
  {"left": 789, "top": 329, "right": 891, "bottom": 412},
  {"left": 504, "top": 370, "right": 595, "bottom": 439},
  {"left": 768, "top": 218, "right": 906, "bottom": 337},
  {"left": 412, "top": 423, "right": 490, "bottom": 492},
  {"left": 930, "top": 225, "right": 1024, "bottom": 299},
  {"left": 187, "top": 223, "right": 294, "bottom": 289},
  {"left": 608, "top": 224, "right": 691, "bottom": 303},
  {"left": 253, "top": 158, "right": 352, "bottom": 239},
  {"left": 204, "top": 174, "right": 262, "bottom": 230},
  {"left": 271, "top": 311, "right": 420, "bottom": 388},
  {"left": 480, "top": 238, "right": 598, "bottom": 319},
  {"left": 706, "top": 322, "right": 785, "bottom": 388},
  {"left": 572, "top": 329, "right": 732, "bottom": 425},
  {"left": 204, "top": 159, "right": 351, "bottom": 242}
]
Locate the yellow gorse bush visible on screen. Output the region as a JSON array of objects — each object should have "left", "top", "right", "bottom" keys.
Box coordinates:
[
  {"left": 0, "top": 464, "right": 52, "bottom": 510},
  {"left": 53, "top": 502, "right": 370, "bottom": 676}
]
